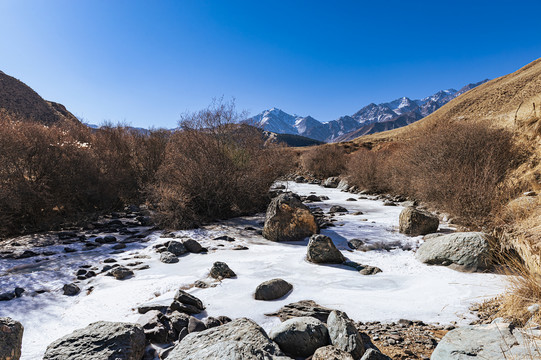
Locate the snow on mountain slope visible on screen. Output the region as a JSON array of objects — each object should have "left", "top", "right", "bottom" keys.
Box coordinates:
[{"left": 249, "top": 80, "right": 488, "bottom": 142}]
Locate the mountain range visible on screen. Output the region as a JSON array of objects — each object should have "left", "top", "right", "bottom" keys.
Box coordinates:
[{"left": 248, "top": 80, "right": 489, "bottom": 142}]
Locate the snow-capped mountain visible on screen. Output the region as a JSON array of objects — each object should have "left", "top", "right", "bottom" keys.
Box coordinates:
[{"left": 249, "top": 79, "right": 489, "bottom": 142}]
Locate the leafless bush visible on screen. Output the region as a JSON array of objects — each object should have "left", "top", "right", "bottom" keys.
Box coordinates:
[
  {"left": 150, "top": 101, "right": 290, "bottom": 229},
  {"left": 301, "top": 145, "right": 347, "bottom": 178}
]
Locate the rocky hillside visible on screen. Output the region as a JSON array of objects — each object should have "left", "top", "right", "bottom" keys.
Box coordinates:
[
  {"left": 0, "top": 70, "right": 79, "bottom": 125},
  {"left": 249, "top": 80, "right": 488, "bottom": 143}
]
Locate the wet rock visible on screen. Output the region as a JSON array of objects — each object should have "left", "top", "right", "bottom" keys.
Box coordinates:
[
  {"left": 416, "top": 232, "right": 493, "bottom": 272},
  {"left": 160, "top": 251, "right": 179, "bottom": 264},
  {"left": 103, "top": 258, "right": 117, "bottom": 263},
  {"left": 95, "top": 235, "right": 117, "bottom": 244},
  {"left": 15, "top": 250, "right": 39, "bottom": 259},
  {"left": 329, "top": 205, "right": 348, "bottom": 213},
  {"left": 112, "top": 243, "right": 127, "bottom": 250},
  {"left": 307, "top": 234, "right": 345, "bottom": 264},
  {"left": 265, "top": 300, "right": 332, "bottom": 322},
  {"left": 346, "top": 198, "right": 357, "bottom": 201},
  {"left": 263, "top": 193, "right": 319, "bottom": 242},
  {"left": 167, "top": 241, "right": 187, "bottom": 256},
  {"left": 269, "top": 316, "right": 329, "bottom": 357},
  {"left": 167, "top": 318, "right": 288, "bottom": 359},
  {"left": 110, "top": 266, "right": 134, "bottom": 280},
  {"left": 209, "top": 261, "right": 236, "bottom": 279},
  {"left": 254, "top": 278, "right": 293, "bottom": 301},
  {"left": 399, "top": 206, "right": 439, "bottom": 236},
  {"left": 0, "top": 317, "right": 23, "bottom": 360},
  {"left": 306, "top": 194, "right": 322, "bottom": 201},
  {"left": 327, "top": 310, "right": 365, "bottom": 359},
  {"left": 183, "top": 239, "right": 204, "bottom": 253},
  {"left": 63, "top": 283, "right": 80, "bottom": 296},
  {"left": 213, "top": 235, "right": 236, "bottom": 242},
  {"left": 313, "top": 345, "right": 354, "bottom": 360},
  {"left": 0, "top": 292, "right": 15, "bottom": 301},
  {"left": 14, "top": 287, "right": 24, "bottom": 298},
  {"left": 43, "top": 321, "right": 145, "bottom": 360}
]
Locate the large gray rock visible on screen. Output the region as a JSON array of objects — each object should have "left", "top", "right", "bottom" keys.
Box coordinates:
[
  {"left": 254, "top": 279, "right": 293, "bottom": 301},
  {"left": 137, "top": 310, "right": 174, "bottom": 344},
  {"left": 313, "top": 345, "right": 354, "bottom": 359},
  {"left": 269, "top": 316, "right": 329, "bottom": 357},
  {"left": 265, "top": 300, "right": 333, "bottom": 322},
  {"left": 167, "top": 241, "right": 187, "bottom": 256},
  {"left": 416, "top": 232, "right": 493, "bottom": 272},
  {"left": 307, "top": 234, "right": 345, "bottom": 264},
  {"left": 43, "top": 321, "right": 145, "bottom": 360},
  {"left": 167, "top": 317, "right": 289, "bottom": 360},
  {"left": 399, "top": 206, "right": 439, "bottom": 236},
  {"left": 337, "top": 179, "right": 350, "bottom": 191},
  {"left": 0, "top": 317, "right": 23, "bottom": 360},
  {"left": 323, "top": 177, "right": 340, "bottom": 188},
  {"left": 431, "top": 322, "right": 541, "bottom": 359},
  {"left": 327, "top": 310, "right": 365, "bottom": 359},
  {"left": 263, "top": 193, "right": 319, "bottom": 242}
]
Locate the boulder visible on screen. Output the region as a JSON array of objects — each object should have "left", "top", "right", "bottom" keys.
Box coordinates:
[
  {"left": 0, "top": 292, "right": 15, "bottom": 301},
  {"left": 337, "top": 179, "right": 350, "bottom": 191},
  {"left": 323, "top": 177, "right": 340, "bottom": 188},
  {"left": 160, "top": 251, "right": 179, "bottom": 264},
  {"left": 0, "top": 317, "right": 23, "bottom": 360},
  {"left": 137, "top": 310, "right": 174, "bottom": 344},
  {"left": 167, "top": 241, "right": 187, "bottom": 256},
  {"left": 327, "top": 310, "right": 365, "bottom": 359},
  {"left": 209, "top": 261, "right": 236, "bottom": 279},
  {"left": 62, "top": 283, "right": 80, "bottom": 296},
  {"left": 110, "top": 266, "right": 134, "bottom": 280},
  {"left": 329, "top": 205, "right": 348, "bottom": 213},
  {"left": 169, "top": 301, "right": 203, "bottom": 315},
  {"left": 187, "top": 317, "right": 207, "bottom": 333},
  {"left": 254, "top": 279, "right": 293, "bottom": 301},
  {"left": 306, "top": 194, "right": 322, "bottom": 201},
  {"left": 174, "top": 289, "right": 205, "bottom": 310},
  {"left": 168, "top": 311, "right": 190, "bottom": 332},
  {"left": 313, "top": 345, "right": 354, "bottom": 360},
  {"left": 263, "top": 193, "right": 319, "bottom": 242},
  {"left": 167, "top": 318, "right": 289, "bottom": 360},
  {"left": 204, "top": 317, "right": 221, "bottom": 329},
  {"left": 266, "top": 300, "right": 333, "bottom": 322},
  {"left": 307, "top": 234, "right": 345, "bottom": 264},
  {"left": 43, "top": 321, "right": 145, "bottom": 360},
  {"left": 416, "top": 232, "right": 493, "bottom": 272},
  {"left": 183, "top": 239, "right": 205, "bottom": 253},
  {"left": 399, "top": 206, "right": 439, "bottom": 236},
  {"left": 269, "top": 316, "right": 329, "bottom": 357},
  {"left": 431, "top": 322, "right": 541, "bottom": 359}
]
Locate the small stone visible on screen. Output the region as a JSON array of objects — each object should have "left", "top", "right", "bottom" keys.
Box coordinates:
[
  {"left": 160, "top": 251, "right": 179, "bottom": 264},
  {"left": 63, "top": 283, "right": 80, "bottom": 296}
]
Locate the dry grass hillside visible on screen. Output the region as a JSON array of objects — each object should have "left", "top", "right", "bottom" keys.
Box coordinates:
[
  {"left": 349, "top": 58, "right": 541, "bottom": 280},
  {"left": 0, "top": 70, "right": 79, "bottom": 125}
]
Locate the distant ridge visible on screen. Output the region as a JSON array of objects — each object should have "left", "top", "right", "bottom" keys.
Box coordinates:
[
  {"left": 249, "top": 79, "right": 489, "bottom": 142},
  {"left": 0, "top": 71, "right": 79, "bottom": 125}
]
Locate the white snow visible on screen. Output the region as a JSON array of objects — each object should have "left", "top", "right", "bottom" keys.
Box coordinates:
[{"left": 0, "top": 182, "right": 509, "bottom": 359}]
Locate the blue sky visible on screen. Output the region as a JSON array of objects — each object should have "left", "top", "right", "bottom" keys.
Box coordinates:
[{"left": 1, "top": 1, "right": 540, "bottom": 128}]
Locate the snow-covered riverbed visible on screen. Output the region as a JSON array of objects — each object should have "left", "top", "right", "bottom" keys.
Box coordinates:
[{"left": 0, "top": 182, "right": 508, "bottom": 359}]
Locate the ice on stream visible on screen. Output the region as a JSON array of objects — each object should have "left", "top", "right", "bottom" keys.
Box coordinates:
[{"left": 0, "top": 182, "right": 508, "bottom": 359}]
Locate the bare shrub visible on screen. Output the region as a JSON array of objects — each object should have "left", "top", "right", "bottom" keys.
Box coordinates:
[
  {"left": 150, "top": 101, "right": 290, "bottom": 229},
  {"left": 301, "top": 145, "right": 347, "bottom": 178},
  {"left": 347, "top": 122, "right": 524, "bottom": 227}
]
